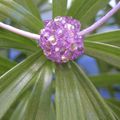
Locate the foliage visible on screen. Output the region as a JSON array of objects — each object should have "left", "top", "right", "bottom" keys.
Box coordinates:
[{"left": 0, "top": 0, "right": 120, "bottom": 120}]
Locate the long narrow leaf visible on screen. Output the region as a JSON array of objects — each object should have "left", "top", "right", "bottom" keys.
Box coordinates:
[
  {"left": 90, "top": 73, "right": 120, "bottom": 87},
  {"left": 86, "top": 30, "right": 120, "bottom": 46},
  {"left": 0, "top": 29, "right": 38, "bottom": 52},
  {"left": 52, "top": 0, "right": 67, "bottom": 18},
  {"left": 14, "top": 0, "right": 40, "bottom": 19},
  {"left": 107, "top": 102, "right": 120, "bottom": 119},
  {"left": 24, "top": 61, "right": 55, "bottom": 120},
  {"left": 0, "top": 55, "right": 16, "bottom": 75},
  {"left": 85, "top": 41, "right": 120, "bottom": 68},
  {"left": 55, "top": 62, "right": 119, "bottom": 120},
  {"left": 67, "top": 0, "right": 108, "bottom": 27},
  {"left": 10, "top": 94, "right": 29, "bottom": 120},
  {"left": 0, "top": 56, "right": 16, "bottom": 68},
  {"left": 0, "top": 0, "right": 44, "bottom": 33},
  {"left": 0, "top": 51, "right": 46, "bottom": 119},
  {"left": 71, "top": 62, "right": 119, "bottom": 120}
]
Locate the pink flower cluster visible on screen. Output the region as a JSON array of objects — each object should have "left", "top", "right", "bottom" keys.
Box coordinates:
[{"left": 39, "top": 16, "right": 84, "bottom": 63}]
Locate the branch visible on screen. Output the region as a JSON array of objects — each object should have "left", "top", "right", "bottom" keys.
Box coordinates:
[
  {"left": 79, "top": 1, "right": 120, "bottom": 36},
  {"left": 0, "top": 22, "right": 40, "bottom": 40}
]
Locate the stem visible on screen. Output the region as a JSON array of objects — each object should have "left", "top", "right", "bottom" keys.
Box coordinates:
[
  {"left": 79, "top": 1, "right": 120, "bottom": 36},
  {"left": 0, "top": 22, "right": 40, "bottom": 40}
]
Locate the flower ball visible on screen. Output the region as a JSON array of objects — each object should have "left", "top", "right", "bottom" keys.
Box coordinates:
[{"left": 39, "top": 16, "right": 84, "bottom": 63}]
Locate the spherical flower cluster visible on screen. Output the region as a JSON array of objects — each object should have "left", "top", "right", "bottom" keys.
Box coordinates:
[{"left": 39, "top": 16, "right": 84, "bottom": 63}]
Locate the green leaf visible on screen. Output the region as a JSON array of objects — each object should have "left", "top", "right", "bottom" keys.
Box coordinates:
[
  {"left": 10, "top": 94, "right": 29, "bottom": 120},
  {"left": 55, "top": 64, "right": 85, "bottom": 120},
  {"left": 86, "top": 31, "right": 120, "bottom": 72},
  {"left": 0, "top": 14, "right": 6, "bottom": 20},
  {"left": 107, "top": 101, "right": 120, "bottom": 119},
  {"left": 107, "top": 99, "right": 120, "bottom": 108},
  {"left": 14, "top": 0, "right": 40, "bottom": 19},
  {"left": 0, "top": 0, "right": 44, "bottom": 33},
  {"left": 96, "top": 60, "right": 111, "bottom": 73},
  {"left": 67, "top": 0, "right": 109, "bottom": 27},
  {"left": 32, "top": 0, "right": 47, "bottom": 7},
  {"left": 0, "top": 29, "right": 38, "bottom": 52},
  {"left": 24, "top": 61, "right": 55, "bottom": 120},
  {"left": 90, "top": 73, "right": 120, "bottom": 96},
  {"left": 0, "top": 56, "right": 15, "bottom": 68},
  {"left": 86, "top": 30, "right": 120, "bottom": 47},
  {"left": 85, "top": 41, "right": 120, "bottom": 68},
  {"left": 55, "top": 62, "right": 118, "bottom": 120},
  {"left": 113, "top": 0, "right": 120, "bottom": 25},
  {"left": 0, "top": 55, "right": 16, "bottom": 75},
  {"left": 52, "top": 0, "right": 67, "bottom": 18},
  {"left": 90, "top": 73, "right": 120, "bottom": 87},
  {"left": 0, "top": 67, "right": 8, "bottom": 75},
  {"left": 0, "top": 51, "right": 46, "bottom": 119}
]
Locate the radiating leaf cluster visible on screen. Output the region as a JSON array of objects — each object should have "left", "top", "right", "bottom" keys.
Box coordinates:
[{"left": 0, "top": 0, "right": 120, "bottom": 120}]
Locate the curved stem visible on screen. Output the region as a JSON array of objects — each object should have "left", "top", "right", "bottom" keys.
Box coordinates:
[
  {"left": 79, "top": 1, "right": 120, "bottom": 36},
  {"left": 0, "top": 22, "right": 40, "bottom": 40}
]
